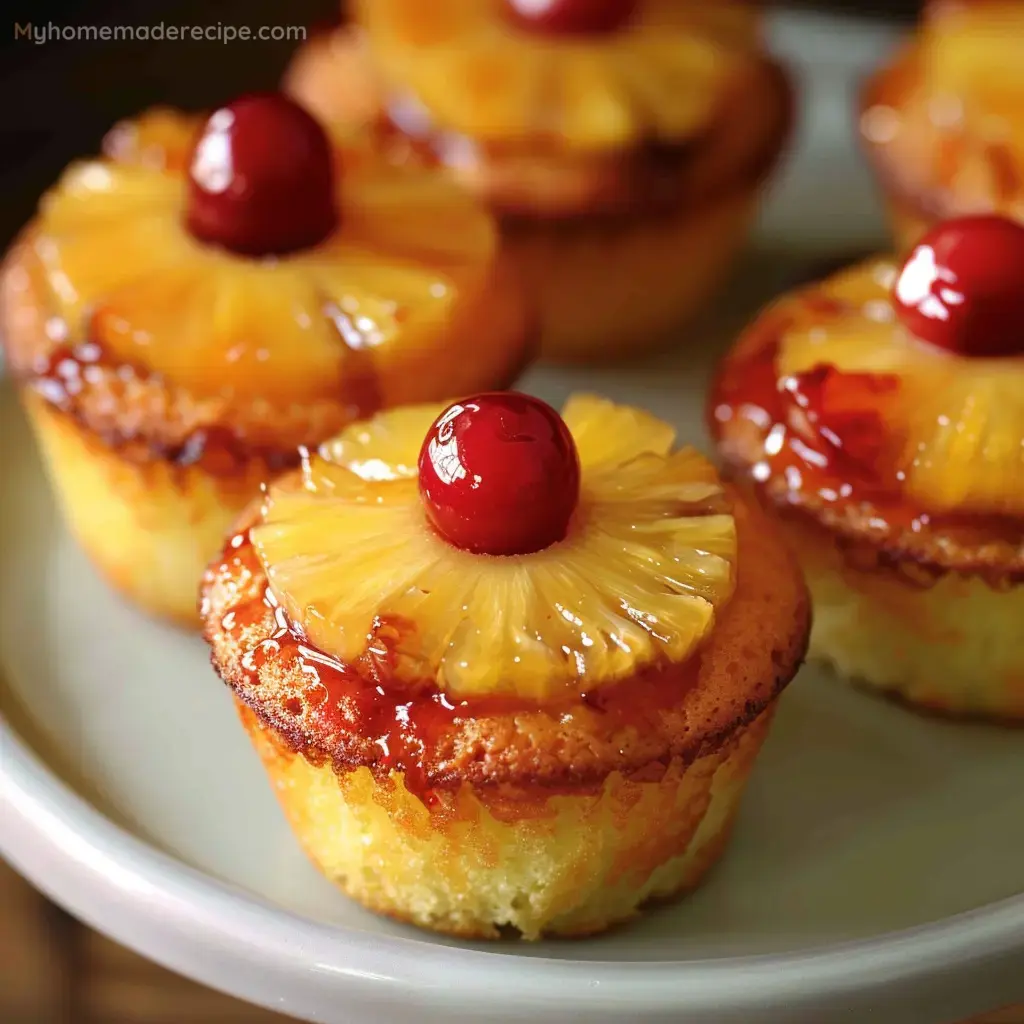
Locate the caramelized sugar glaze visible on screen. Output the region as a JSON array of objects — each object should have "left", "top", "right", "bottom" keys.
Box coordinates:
[
  {"left": 296, "top": 16, "right": 792, "bottom": 220},
  {"left": 33, "top": 344, "right": 311, "bottom": 477},
  {"left": 371, "top": 54, "right": 791, "bottom": 220},
  {"left": 710, "top": 289, "right": 1024, "bottom": 584},
  {"left": 203, "top": 498, "right": 808, "bottom": 814},
  {"left": 1, "top": 242, "right": 381, "bottom": 478}
]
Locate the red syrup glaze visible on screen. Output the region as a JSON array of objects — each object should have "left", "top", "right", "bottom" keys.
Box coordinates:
[
  {"left": 711, "top": 305, "right": 907, "bottom": 507},
  {"left": 215, "top": 529, "right": 706, "bottom": 814},
  {"left": 709, "top": 303, "right": 1024, "bottom": 554}
]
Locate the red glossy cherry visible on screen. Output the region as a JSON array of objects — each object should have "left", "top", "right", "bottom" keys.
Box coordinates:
[
  {"left": 417, "top": 392, "right": 581, "bottom": 556},
  {"left": 185, "top": 93, "right": 337, "bottom": 257},
  {"left": 504, "top": 0, "right": 639, "bottom": 36},
  {"left": 892, "top": 214, "right": 1024, "bottom": 358}
]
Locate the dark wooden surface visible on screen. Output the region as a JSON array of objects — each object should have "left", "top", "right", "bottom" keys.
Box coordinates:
[{"left": 0, "top": 858, "right": 291, "bottom": 1022}]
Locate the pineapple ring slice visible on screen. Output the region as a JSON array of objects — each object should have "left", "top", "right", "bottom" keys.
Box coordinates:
[
  {"left": 252, "top": 394, "right": 737, "bottom": 701},
  {"left": 33, "top": 143, "right": 500, "bottom": 405},
  {"left": 355, "top": 0, "right": 761, "bottom": 150},
  {"left": 777, "top": 259, "right": 1024, "bottom": 516}
]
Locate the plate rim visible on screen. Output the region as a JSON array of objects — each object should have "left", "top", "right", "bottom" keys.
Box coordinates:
[{"left": 3, "top": 717, "right": 1024, "bottom": 1022}]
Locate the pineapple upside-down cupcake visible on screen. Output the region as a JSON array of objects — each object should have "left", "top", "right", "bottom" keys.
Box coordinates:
[
  {"left": 0, "top": 93, "right": 530, "bottom": 627},
  {"left": 710, "top": 215, "right": 1024, "bottom": 721},
  {"left": 285, "top": 0, "right": 792, "bottom": 362},
  {"left": 861, "top": 1, "right": 1024, "bottom": 250},
  {"left": 201, "top": 391, "right": 810, "bottom": 939}
]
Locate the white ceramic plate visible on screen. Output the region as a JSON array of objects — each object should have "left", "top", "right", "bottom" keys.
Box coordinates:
[{"left": 2, "top": 11, "right": 1024, "bottom": 1024}]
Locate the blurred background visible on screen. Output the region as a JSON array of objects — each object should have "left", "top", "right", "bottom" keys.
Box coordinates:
[
  {"left": 0, "top": 0, "right": 918, "bottom": 253},
  {"left": 1, "top": 1, "right": 1013, "bottom": 1022}
]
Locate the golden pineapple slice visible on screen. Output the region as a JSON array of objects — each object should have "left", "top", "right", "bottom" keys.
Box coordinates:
[
  {"left": 34, "top": 150, "right": 521, "bottom": 406},
  {"left": 91, "top": 260, "right": 351, "bottom": 402},
  {"left": 336, "top": 169, "right": 494, "bottom": 266},
  {"left": 251, "top": 395, "right": 737, "bottom": 701},
  {"left": 318, "top": 404, "right": 440, "bottom": 482},
  {"left": 561, "top": 393, "right": 676, "bottom": 466},
  {"left": 778, "top": 259, "right": 1024, "bottom": 516},
  {"left": 355, "top": 0, "right": 758, "bottom": 149},
  {"left": 102, "top": 107, "right": 199, "bottom": 171},
  {"left": 40, "top": 162, "right": 182, "bottom": 230}
]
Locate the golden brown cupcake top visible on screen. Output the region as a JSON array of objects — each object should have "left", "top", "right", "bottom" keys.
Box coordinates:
[
  {"left": 249, "top": 395, "right": 737, "bottom": 699},
  {"left": 711, "top": 218, "right": 1024, "bottom": 579},
  {"left": 862, "top": 1, "right": 1024, "bottom": 219},
  {"left": 202, "top": 394, "right": 808, "bottom": 795},
  {"left": 2, "top": 96, "right": 529, "bottom": 471}
]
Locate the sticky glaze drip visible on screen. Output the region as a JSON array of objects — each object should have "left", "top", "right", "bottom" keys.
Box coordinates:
[
  {"left": 710, "top": 307, "right": 1024, "bottom": 564},
  {"left": 212, "top": 529, "right": 704, "bottom": 811},
  {"left": 713, "top": 317, "right": 906, "bottom": 509}
]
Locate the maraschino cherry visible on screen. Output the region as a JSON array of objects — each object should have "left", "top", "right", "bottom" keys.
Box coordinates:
[
  {"left": 418, "top": 393, "right": 581, "bottom": 556},
  {"left": 892, "top": 214, "right": 1024, "bottom": 358},
  {"left": 185, "top": 93, "right": 337, "bottom": 257},
  {"left": 504, "top": 0, "right": 639, "bottom": 36}
]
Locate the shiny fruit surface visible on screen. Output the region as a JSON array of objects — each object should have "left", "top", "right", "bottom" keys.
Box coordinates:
[
  {"left": 893, "top": 215, "right": 1024, "bottom": 358},
  {"left": 418, "top": 392, "right": 581, "bottom": 556},
  {"left": 185, "top": 93, "right": 337, "bottom": 257}
]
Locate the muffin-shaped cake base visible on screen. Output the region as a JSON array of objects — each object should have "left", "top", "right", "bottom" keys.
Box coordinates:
[
  {"left": 775, "top": 514, "right": 1024, "bottom": 721},
  {"left": 505, "top": 193, "right": 758, "bottom": 363},
  {"left": 3, "top": 238, "right": 270, "bottom": 627},
  {"left": 239, "top": 701, "right": 774, "bottom": 938},
  {"left": 22, "top": 393, "right": 271, "bottom": 626},
  {"left": 711, "top": 254, "right": 1024, "bottom": 722},
  {"left": 203, "top": 480, "right": 808, "bottom": 939}
]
